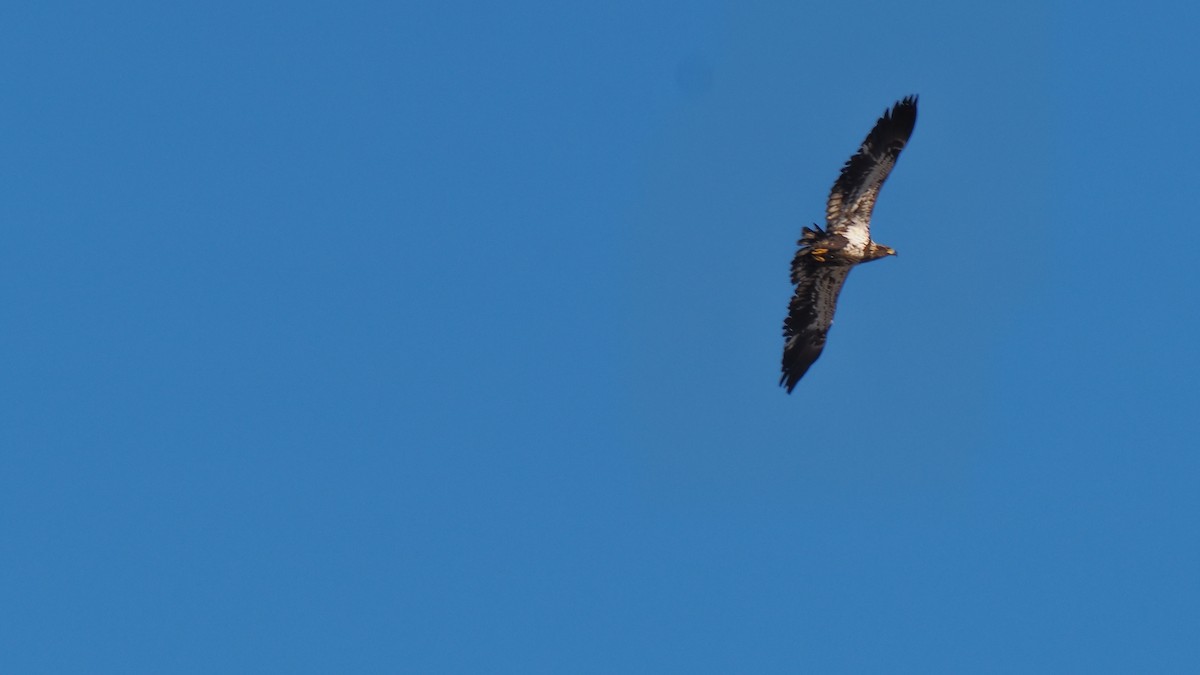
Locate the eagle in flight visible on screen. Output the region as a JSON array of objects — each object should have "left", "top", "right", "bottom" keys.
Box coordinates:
[{"left": 780, "top": 96, "right": 918, "bottom": 392}]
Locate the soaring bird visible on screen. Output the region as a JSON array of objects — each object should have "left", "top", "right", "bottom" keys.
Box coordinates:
[{"left": 780, "top": 96, "right": 918, "bottom": 392}]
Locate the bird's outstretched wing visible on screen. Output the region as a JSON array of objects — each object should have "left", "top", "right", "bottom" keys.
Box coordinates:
[
  {"left": 824, "top": 96, "right": 918, "bottom": 248},
  {"left": 780, "top": 226, "right": 852, "bottom": 393}
]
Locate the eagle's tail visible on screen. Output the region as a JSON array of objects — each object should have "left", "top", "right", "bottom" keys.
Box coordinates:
[{"left": 798, "top": 223, "right": 826, "bottom": 245}]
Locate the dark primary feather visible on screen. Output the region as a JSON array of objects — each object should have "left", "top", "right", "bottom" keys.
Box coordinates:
[
  {"left": 780, "top": 224, "right": 851, "bottom": 392},
  {"left": 824, "top": 95, "right": 917, "bottom": 240},
  {"left": 781, "top": 97, "right": 917, "bottom": 392},
  {"left": 780, "top": 257, "right": 850, "bottom": 392}
]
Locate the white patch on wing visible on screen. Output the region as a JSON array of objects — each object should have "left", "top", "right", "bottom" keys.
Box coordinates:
[{"left": 834, "top": 216, "right": 871, "bottom": 253}]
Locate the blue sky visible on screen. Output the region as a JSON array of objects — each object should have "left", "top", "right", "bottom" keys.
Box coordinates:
[{"left": 2, "top": 1, "right": 1198, "bottom": 672}]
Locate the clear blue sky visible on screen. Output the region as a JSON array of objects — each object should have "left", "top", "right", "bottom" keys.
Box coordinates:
[{"left": 3, "top": 1, "right": 1198, "bottom": 672}]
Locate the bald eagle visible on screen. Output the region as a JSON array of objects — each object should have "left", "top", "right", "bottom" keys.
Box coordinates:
[{"left": 781, "top": 96, "right": 918, "bottom": 392}]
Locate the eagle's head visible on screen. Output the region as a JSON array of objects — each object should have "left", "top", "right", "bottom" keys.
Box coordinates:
[{"left": 864, "top": 242, "right": 897, "bottom": 262}]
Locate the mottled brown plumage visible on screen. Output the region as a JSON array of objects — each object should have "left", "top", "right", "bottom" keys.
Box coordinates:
[{"left": 781, "top": 96, "right": 917, "bottom": 392}]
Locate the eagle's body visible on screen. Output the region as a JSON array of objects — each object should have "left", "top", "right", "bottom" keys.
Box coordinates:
[{"left": 780, "top": 96, "right": 917, "bottom": 392}]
